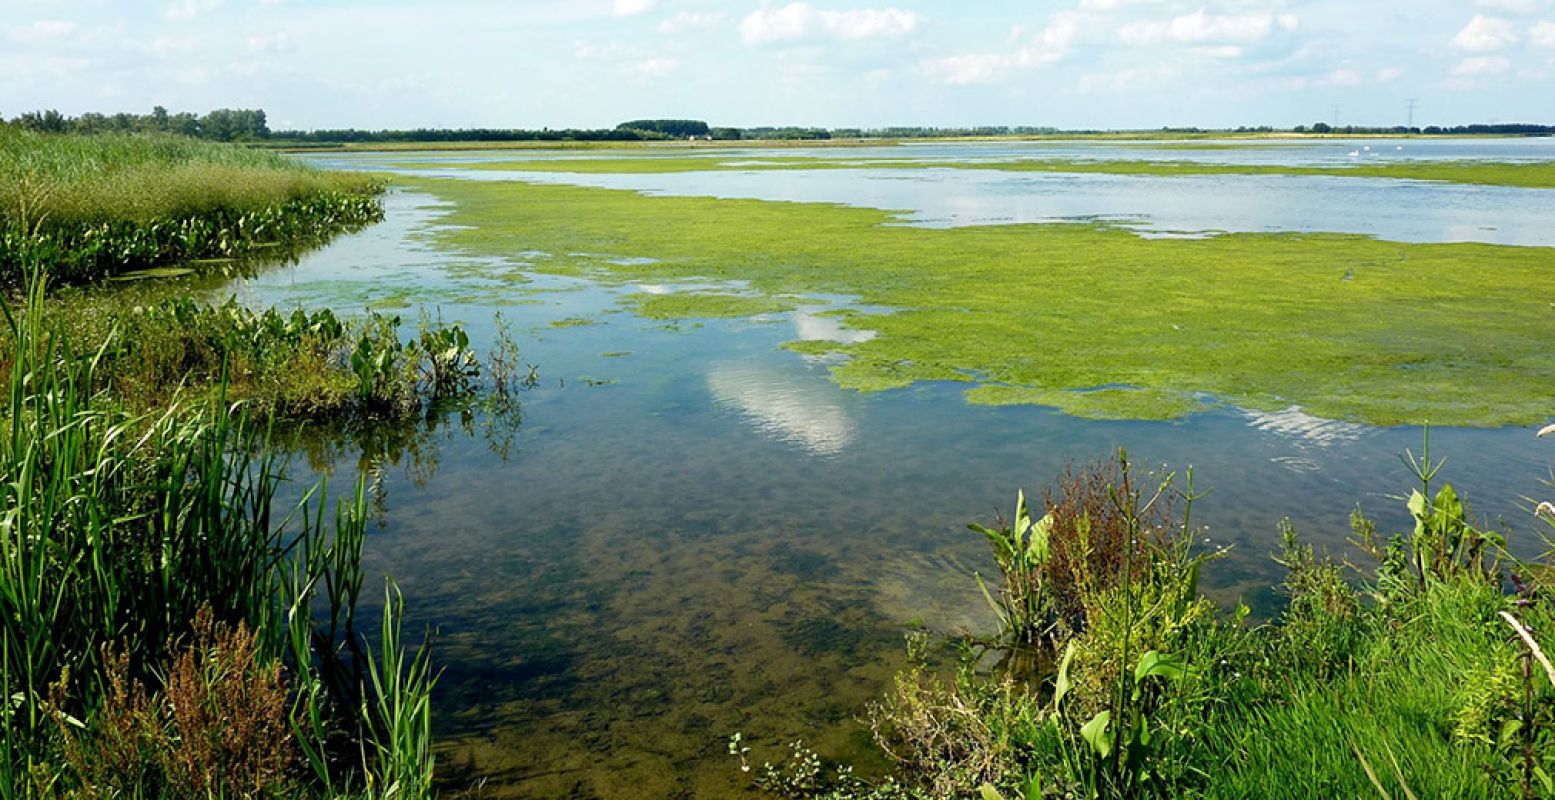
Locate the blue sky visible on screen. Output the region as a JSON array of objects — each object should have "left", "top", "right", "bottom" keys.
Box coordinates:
[{"left": 2, "top": 1, "right": 1552, "bottom": 129}]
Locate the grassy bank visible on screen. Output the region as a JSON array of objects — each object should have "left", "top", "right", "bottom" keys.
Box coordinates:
[
  {"left": 398, "top": 154, "right": 1555, "bottom": 189},
  {"left": 735, "top": 449, "right": 1555, "bottom": 800},
  {"left": 0, "top": 128, "right": 383, "bottom": 284},
  {"left": 407, "top": 176, "right": 1555, "bottom": 426}
]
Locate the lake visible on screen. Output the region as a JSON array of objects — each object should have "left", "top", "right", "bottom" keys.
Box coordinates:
[{"left": 227, "top": 139, "right": 1554, "bottom": 798}]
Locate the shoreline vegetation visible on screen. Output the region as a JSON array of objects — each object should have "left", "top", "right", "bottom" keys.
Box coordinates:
[
  {"left": 0, "top": 129, "right": 530, "bottom": 798},
  {"left": 733, "top": 448, "right": 1555, "bottom": 800},
  {"left": 1, "top": 127, "right": 384, "bottom": 285}
]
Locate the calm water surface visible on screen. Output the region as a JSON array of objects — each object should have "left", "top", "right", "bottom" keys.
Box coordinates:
[{"left": 238, "top": 142, "right": 1555, "bottom": 797}]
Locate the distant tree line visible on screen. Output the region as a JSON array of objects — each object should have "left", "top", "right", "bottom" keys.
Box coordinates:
[
  {"left": 5, "top": 109, "right": 1552, "bottom": 143},
  {"left": 3, "top": 107, "right": 270, "bottom": 141},
  {"left": 1294, "top": 122, "right": 1555, "bottom": 135}
]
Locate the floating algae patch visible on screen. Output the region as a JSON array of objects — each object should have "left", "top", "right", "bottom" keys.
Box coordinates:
[
  {"left": 625, "top": 291, "right": 797, "bottom": 320},
  {"left": 550, "top": 316, "right": 599, "bottom": 328},
  {"left": 965, "top": 384, "right": 1211, "bottom": 421},
  {"left": 404, "top": 175, "right": 1555, "bottom": 427}
]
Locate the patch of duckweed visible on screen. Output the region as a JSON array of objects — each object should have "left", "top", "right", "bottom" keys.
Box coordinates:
[
  {"left": 626, "top": 292, "right": 797, "bottom": 320},
  {"left": 404, "top": 176, "right": 1555, "bottom": 426},
  {"left": 550, "top": 317, "right": 599, "bottom": 328},
  {"left": 601, "top": 351, "right": 632, "bottom": 358}
]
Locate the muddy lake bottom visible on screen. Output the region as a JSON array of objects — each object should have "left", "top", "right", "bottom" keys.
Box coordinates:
[{"left": 216, "top": 142, "right": 1555, "bottom": 797}]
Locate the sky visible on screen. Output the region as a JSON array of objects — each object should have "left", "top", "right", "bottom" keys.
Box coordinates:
[{"left": 1, "top": 0, "right": 1553, "bottom": 130}]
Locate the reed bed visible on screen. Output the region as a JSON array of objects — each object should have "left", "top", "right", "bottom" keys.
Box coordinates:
[{"left": 0, "top": 128, "right": 383, "bottom": 283}]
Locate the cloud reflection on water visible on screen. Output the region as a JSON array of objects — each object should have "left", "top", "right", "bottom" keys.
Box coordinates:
[{"left": 707, "top": 361, "right": 856, "bottom": 456}]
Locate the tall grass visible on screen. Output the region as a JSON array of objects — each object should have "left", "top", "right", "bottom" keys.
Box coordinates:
[
  {"left": 0, "top": 272, "right": 436, "bottom": 797},
  {"left": 0, "top": 127, "right": 382, "bottom": 283}
]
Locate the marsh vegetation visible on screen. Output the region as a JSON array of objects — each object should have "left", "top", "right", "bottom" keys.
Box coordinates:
[{"left": 737, "top": 448, "right": 1555, "bottom": 799}]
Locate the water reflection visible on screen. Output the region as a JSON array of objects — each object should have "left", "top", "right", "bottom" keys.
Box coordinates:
[
  {"left": 707, "top": 362, "right": 857, "bottom": 456},
  {"left": 792, "top": 306, "right": 876, "bottom": 345},
  {"left": 1242, "top": 406, "right": 1370, "bottom": 447}
]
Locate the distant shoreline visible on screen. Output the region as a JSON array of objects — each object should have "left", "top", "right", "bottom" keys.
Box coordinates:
[{"left": 262, "top": 132, "right": 1548, "bottom": 154}]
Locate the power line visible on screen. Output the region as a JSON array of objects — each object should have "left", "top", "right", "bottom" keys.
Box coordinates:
[{"left": 1406, "top": 98, "right": 1418, "bottom": 128}]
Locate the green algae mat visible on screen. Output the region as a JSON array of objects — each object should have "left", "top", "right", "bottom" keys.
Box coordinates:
[{"left": 405, "top": 175, "right": 1555, "bottom": 427}]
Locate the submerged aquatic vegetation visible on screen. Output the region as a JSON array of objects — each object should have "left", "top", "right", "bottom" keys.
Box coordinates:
[
  {"left": 407, "top": 175, "right": 1555, "bottom": 426},
  {"left": 0, "top": 127, "right": 384, "bottom": 284}
]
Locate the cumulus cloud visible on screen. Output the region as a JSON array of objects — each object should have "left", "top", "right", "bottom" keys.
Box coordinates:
[
  {"left": 165, "top": 0, "right": 224, "bottom": 20},
  {"left": 613, "top": 0, "right": 657, "bottom": 17},
  {"left": 1452, "top": 15, "right": 1517, "bottom": 50},
  {"left": 919, "top": 16, "right": 1075, "bottom": 85},
  {"left": 1533, "top": 20, "right": 1555, "bottom": 46},
  {"left": 1080, "top": 0, "right": 1168, "bottom": 9},
  {"left": 658, "top": 12, "right": 724, "bottom": 34},
  {"left": 8, "top": 20, "right": 78, "bottom": 42},
  {"left": 1118, "top": 10, "right": 1298, "bottom": 46},
  {"left": 1321, "top": 68, "right": 1363, "bottom": 86},
  {"left": 1451, "top": 55, "right": 1512, "bottom": 75},
  {"left": 1376, "top": 66, "right": 1405, "bottom": 82},
  {"left": 920, "top": 53, "right": 1012, "bottom": 85},
  {"left": 739, "top": 3, "right": 918, "bottom": 46}
]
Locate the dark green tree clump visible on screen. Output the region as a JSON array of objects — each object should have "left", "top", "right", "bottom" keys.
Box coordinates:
[{"left": 616, "top": 119, "right": 711, "bottom": 138}]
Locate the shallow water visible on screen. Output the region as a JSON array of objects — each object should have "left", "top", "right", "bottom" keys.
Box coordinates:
[
  {"left": 234, "top": 144, "right": 1555, "bottom": 797},
  {"left": 319, "top": 138, "right": 1555, "bottom": 246}
]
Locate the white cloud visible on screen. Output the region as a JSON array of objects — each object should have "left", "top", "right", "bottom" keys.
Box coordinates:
[
  {"left": 1451, "top": 55, "right": 1512, "bottom": 75},
  {"left": 920, "top": 53, "right": 1012, "bottom": 85},
  {"left": 1321, "top": 68, "right": 1362, "bottom": 86},
  {"left": 1191, "top": 45, "right": 1244, "bottom": 58},
  {"left": 1532, "top": 20, "right": 1555, "bottom": 46},
  {"left": 1452, "top": 15, "right": 1517, "bottom": 51},
  {"left": 1080, "top": 0, "right": 1167, "bottom": 9},
  {"left": 8, "top": 20, "right": 77, "bottom": 42},
  {"left": 613, "top": 0, "right": 657, "bottom": 17},
  {"left": 919, "top": 16, "right": 1075, "bottom": 85},
  {"left": 1118, "top": 10, "right": 1297, "bottom": 46},
  {"left": 165, "top": 0, "right": 224, "bottom": 20},
  {"left": 658, "top": 12, "right": 724, "bottom": 34},
  {"left": 739, "top": 3, "right": 918, "bottom": 46},
  {"left": 1376, "top": 66, "right": 1405, "bottom": 82}
]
